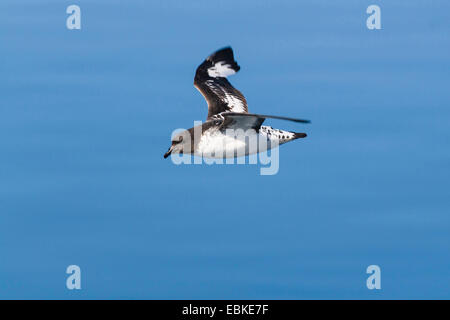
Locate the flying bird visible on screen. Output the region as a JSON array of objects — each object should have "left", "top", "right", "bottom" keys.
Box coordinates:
[{"left": 164, "top": 47, "right": 310, "bottom": 159}]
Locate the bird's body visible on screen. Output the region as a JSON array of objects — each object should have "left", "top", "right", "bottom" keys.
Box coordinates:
[
  {"left": 194, "top": 124, "right": 304, "bottom": 158},
  {"left": 164, "top": 47, "right": 309, "bottom": 159}
]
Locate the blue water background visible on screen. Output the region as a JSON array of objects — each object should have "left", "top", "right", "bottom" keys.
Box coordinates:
[{"left": 0, "top": 0, "right": 449, "bottom": 299}]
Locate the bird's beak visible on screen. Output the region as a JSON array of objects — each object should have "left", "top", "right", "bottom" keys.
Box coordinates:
[{"left": 164, "top": 146, "right": 173, "bottom": 159}]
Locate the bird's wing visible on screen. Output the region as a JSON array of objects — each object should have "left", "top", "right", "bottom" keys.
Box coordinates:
[
  {"left": 220, "top": 112, "right": 310, "bottom": 131},
  {"left": 194, "top": 47, "right": 248, "bottom": 120},
  {"left": 225, "top": 112, "right": 310, "bottom": 124}
]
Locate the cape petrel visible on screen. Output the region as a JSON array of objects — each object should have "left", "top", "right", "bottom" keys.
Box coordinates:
[{"left": 164, "top": 47, "right": 310, "bottom": 159}]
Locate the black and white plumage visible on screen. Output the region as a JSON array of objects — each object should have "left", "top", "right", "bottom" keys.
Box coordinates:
[
  {"left": 164, "top": 47, "right": 310, "bottom": 159},
  {"left": 194, "top": 47, "right": 247, "bottom": 118}
]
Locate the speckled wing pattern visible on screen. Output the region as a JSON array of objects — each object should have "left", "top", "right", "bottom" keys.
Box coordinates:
[{"left": 194, "top": 47, "right": 248, "bottom": 120}]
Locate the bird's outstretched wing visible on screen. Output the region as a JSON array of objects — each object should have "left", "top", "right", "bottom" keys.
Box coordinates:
[
  {"left": 225, "top": 113, "right": 310, "bottom": 124},
  {"left": 194, "top": 47, "right": 248, "bottom": 120},
  {"left": 219, "top": 112, "right": 310, "bottom": 131}
]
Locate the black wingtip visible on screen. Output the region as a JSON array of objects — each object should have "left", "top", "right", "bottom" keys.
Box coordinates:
[
  {"left": 209, "top": 46, "right": 233, "bottom": 59},
  {"left": 206, "top": 47, "right": 240, "bottom": 72}
]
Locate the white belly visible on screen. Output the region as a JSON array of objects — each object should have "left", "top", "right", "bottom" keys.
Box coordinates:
[{"left": 195, "top": 130, "right": 278, "bottom": 159}]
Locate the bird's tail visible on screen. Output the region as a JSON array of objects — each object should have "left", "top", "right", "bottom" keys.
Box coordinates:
[
  {"left": 260, "top": 126, "right": 307, "bottom": 144},
  {"left": 293, "top": 132, "right": 307, "bottom": 139}
]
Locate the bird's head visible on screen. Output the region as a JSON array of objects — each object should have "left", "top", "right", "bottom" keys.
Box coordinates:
[{"left": 164, "top": 130, "right": 192, "bottom": 159}]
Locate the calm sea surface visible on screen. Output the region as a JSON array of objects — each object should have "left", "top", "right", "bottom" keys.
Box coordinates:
[{"left": 0, "top": 0, "right": 449, "bottom": 299}]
